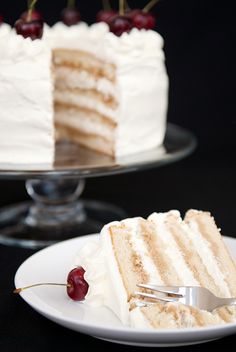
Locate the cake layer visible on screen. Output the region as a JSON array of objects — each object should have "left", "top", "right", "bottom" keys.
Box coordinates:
[
  {"left": 53, "top": 48, "right": 116, "bottom": 82},
  {"left": 55, "top": 104, "right": 116, "bottom": 138},
  {"left": 56, "top": 122, "right": 114, "bottom": 156},
  {"left": 130, "top": 302, "right": 224, "bottom": 328}
]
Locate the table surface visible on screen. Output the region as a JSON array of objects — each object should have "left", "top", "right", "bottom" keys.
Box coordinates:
[{"left": 1, "top": 150, "right": 236, "bottom": 351}]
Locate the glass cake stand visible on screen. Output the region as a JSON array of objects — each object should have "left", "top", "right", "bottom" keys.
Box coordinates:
[{"left": 0, "top": 123, "right": 196, "bottom": 249}]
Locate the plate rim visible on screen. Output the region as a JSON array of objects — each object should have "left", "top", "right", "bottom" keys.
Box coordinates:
[{"left": 14, "top": 234, "right": 236, "bottom": 344}]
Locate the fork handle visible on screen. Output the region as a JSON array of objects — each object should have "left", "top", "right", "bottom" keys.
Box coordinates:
[{"left": 224, "top": 298, "right": 236, "bottom": 307}]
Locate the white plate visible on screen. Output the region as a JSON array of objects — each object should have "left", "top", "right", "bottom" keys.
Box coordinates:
[{"left": 15, "top": 234, "right": 236, "bottom": 347}]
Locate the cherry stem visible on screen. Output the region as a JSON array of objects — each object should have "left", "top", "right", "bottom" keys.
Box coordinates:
[
  {"left": 143, "top": 0, "right": 160, "bottom": 13},
  {"left": 14, "top": 282, "right": 71, "bottom": 294},
  {"left": 67, "top": 0, "right": 75, "bottom": 8},
  {"left": 119, "top": 0, "right": 126, "bottom": 16},
  {"left": 102, "top": 0, "right": 111, "bottom": 11},
  {"left": 27, "top": 0, "right": 38, "bottom": 21}
]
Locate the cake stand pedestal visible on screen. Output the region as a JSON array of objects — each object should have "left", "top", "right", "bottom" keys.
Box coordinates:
[{"left": 0, "top": 124, "right": 196, "bottom": 249}]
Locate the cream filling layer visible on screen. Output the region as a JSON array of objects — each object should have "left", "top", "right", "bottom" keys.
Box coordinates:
[
  {"left": 55, "top": 67, "right": 118, "bottom": 98},
  {"left": 55, "top": 108, "right": 114, "bottom": 141},
  {"left": 54, "top": 90, "right": 117, "bottom": 121}
]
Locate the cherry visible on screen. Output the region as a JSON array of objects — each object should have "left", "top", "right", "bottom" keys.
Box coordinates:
[
  {"left": 20, "top": 9, "right": 43, "bottom": 22},
  {"left": 0, "top": 14, "right": 3, "bottom": 24},
  {"left": 14, "top": 19, "right": 43, "bottom": 40},
  {"left": 108, "top": 15, "right": 133, "bottom": 37},
  {"left": 96, "top": 9, "right": 117, "bottom": 23},
  {"left": 14, "top": 266, "right": 89, "bottom": 302},
  {"left": 128, "top": 9, "right": 156, "bottom": 30},
  {"left": 67, "top": 266, "right": 89, "bottom": 301},
  {"left": 61, "top": 7, "right": 81, "bottom": 26}
]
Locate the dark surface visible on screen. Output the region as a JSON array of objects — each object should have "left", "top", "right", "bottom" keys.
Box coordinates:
[{"left": 1, "top": 0, "right": 236, "bottom": 351}]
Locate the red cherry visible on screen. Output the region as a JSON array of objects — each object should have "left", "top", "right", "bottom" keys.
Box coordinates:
[
  {"left": 67, "top": 266, "right": 89, "bottom": 301},
  {"left": 128, "top": 9, "right": 156, "bottom": 30},
  {"left": 20, "top": 9, "right": 43, "bottom": 22},
  {"left": 108, "top": 15, "right": 133, "bottom": 37},
  {"left": 0, "top": 14, "right": 3, "bottom": 24},
  {"left": 14, "top": 19, "right": 43, "bottom": 40},
  {"left": 96, "top": 9, "right": 117, "bottom": 23},
  {"left": 14, "top": 265, "right": 89, "bottom": 302},
  {"left": 61, "top": 8, "right": 81, "bottom": 26}
]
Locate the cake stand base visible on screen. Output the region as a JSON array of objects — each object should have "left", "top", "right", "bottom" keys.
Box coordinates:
[{"left": 0, "top": 199, "right": 126, "bottom": 249}]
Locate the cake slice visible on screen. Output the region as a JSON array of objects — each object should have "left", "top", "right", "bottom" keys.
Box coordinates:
[{"left": 77, "top": 210, "right": 236, "bottom": 328}]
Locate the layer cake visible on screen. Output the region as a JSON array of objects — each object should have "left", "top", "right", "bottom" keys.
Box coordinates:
[{"left": 0, "top": 22, "right": 168, "bottom": 166}]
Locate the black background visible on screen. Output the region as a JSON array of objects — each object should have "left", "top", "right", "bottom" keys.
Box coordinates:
[{"left": 0, "top": 0, "right": 236, "bottom": 351}]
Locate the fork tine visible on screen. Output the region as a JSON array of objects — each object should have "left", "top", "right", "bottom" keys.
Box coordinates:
[
  {"left": 135, "top": 300, "right": 156, "bottom": 307},
  {"left": 137, "top": 284, "right": 184, "bottom": 297},
  {"left": 135, "top": 291, "right": 179, "bottom": 303}
]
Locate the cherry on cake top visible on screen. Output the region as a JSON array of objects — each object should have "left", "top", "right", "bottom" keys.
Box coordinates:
[
  {"left": 20, "top": 9, "right": 43, "bottom": 22},
  {"left": 13, "top": 0, "right": 159, "bottom": 39},
  {"left": 14, "top": 0, "right": 43, "bottom": 40},
  {"left": 15, "top": 19, "right": 43, "bottom": 40},
  {"left": 127, "top": 9, "right": 156, "bottom": 30},
  {"left": 96, "top": 9, "right": 117, "bottom": 23},
  {"left": 98, "top": 0, "right": 158, "bottom": 35},
  {"left": 0, "top": 13, "right": 4, "bottom": 24},
  {"left": 108, "top": 15, "right": 133, "bottom": 37},
  {"left": 61, "top": 0, "right": 81, "bottom": 26},
  {"left": 61, "top": 7, "right": 81, "bottom": 26}
]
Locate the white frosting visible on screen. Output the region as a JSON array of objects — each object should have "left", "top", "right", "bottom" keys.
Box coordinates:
[
  {"left": 0, "top": 23, "right": 11, "bottom": 37},
  {"left": 0, "top": 33, "right": 54, "bottom": 165},
  {"left": 44, "top": 22, "right": 111, "bottom": 61},
  {"left": 77, "top": 221, "right": 130, "bottom": 325}
]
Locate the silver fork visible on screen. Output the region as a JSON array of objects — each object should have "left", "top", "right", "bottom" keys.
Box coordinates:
[{"left": 135, "top": 284, "right": 236, "bottom": 312}]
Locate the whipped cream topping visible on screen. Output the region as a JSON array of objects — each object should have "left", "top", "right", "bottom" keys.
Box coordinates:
[
  {"left": 0, "top": 23, "right": 11, "bottom": 37},
  {"left": 44, "top": 22, "right": 165, "bottom": 65},
  {"left": 75, "top": 239, "right": 108, "bottom": 307},
  {"left": 76, "top": 221, "right": 130, "bottom": 325}
]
